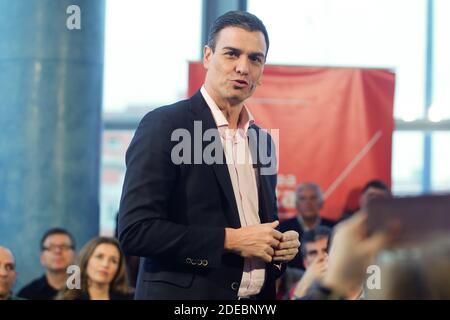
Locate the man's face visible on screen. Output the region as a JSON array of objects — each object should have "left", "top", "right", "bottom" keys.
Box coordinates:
[
  {"left": 0, "top": 248, "right": 17, "bottom": 299},
  {"left": 40, "top": 234, "right": 75, "bottom": 273},
  {"left": 203, "top": 26, "right": 266, "bottom": 106},
  {"left": 296, "top": 187, "right": 323, "bottom": 220},
  {"left": 303, "top": 237, "right": 329, "bottom": 268},
  {"left": 360, "top": 187, "right": 389, "bottom": 209}
]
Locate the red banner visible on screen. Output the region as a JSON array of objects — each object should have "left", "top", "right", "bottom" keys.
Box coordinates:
[{"left": 189, "top": 63, "right": 395, "bottom": 221}]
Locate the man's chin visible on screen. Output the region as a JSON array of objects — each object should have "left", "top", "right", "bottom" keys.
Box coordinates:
[
  {"left": 227, "top": 91, "right": 251, "bottom": 104},
  {"left": 303, "top": 214, "right": 319, "bottom": 220},
  {"left": 50, "top": 266, "right": 67, "bottom": 273}
]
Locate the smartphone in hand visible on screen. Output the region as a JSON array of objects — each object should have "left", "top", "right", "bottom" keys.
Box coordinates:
[{"left": 366, "top": 194, "right": 450, "bottom": 246}]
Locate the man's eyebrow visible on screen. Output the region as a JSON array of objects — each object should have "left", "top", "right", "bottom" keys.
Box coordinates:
[
  {"left": 222, "top": 46, "right": 242, "bottom": 53},
  {"left": 249, "top": 52, "right": 266, "bottom": 58},
  {"left": 222, "top": 47, "right": 265, "bottom": 58}
]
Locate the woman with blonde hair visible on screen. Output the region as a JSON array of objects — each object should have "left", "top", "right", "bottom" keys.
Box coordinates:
[{"left": 57, "top": 237, "right": 133, "bottom": 300}]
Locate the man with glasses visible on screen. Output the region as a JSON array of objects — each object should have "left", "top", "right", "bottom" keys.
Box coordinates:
[{"left": 18, "top": 228, "right": 76, "bottom": 300}]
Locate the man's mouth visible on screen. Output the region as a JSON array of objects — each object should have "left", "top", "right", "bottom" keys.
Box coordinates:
[{"left": 231, "top": 79, "right": 249, "bottom": 88}]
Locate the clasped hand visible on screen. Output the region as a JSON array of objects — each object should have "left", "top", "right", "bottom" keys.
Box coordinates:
[{"left": 225, "top": 221, "right": 300, "bottom": 263}]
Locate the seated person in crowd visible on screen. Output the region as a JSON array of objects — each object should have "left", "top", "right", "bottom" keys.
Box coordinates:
[
  {"left": 303, "top": 211, "right": 396, "bottom": 300},
  {"left": 18, "top": 228, "right": 76, "bottom": 300},
  {"left": 280, "top": 182, "right": 336, "bottom": 269},
  {"left": 57, "top": 237, "right": 133, "bottom": 300},
  {"left": 359, "top": 179, "right": 391, "bottom": 211},
  {"left": 289, "top": 226, "right": 331, "bottom": 299},
  {"left": 0, "top": 246, "right": 21, "bottom": 300},
  {"left": 341, "top": 179, "right": 391, "bottom": 222},
  {"left": 300, "top": 208, "right": 450, "bottom": 300}
]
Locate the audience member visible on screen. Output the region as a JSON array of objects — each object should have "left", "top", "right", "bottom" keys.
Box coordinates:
[
  {"left": 289, "top": 226, "right": 331, "bottom": 299},
  {"left": 18, "top": 228, "right": 76, "bottom": 300},
  {"left": 280, "top": 183, "right": 335, "bottom": 269},
  {"left": 0, "top": 246, "right": 21, "bottom": 300},
  {"left": 57, "top": 237, "right": 133, "bottom": 300},
  {"left": 303, "top": 211, "right": 395, "bottom": 299},
  {"left": 340, "top": 179, "right": 391, "bottom": 222}
]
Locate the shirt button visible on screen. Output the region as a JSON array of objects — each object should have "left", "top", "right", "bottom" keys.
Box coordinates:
[{"left": 231, "top": 282, "right": 239, "bottom": 291}]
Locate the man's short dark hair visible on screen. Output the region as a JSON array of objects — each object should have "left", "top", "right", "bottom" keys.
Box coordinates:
[
  {"left": 300, "top": 226, "right": 332, "bottom": 258},
  {"left": 362, "top": 179, "right": 390, "bottom": 194},
  {"left": 207, "top": 10, "right": 270, "bottom": 55},
  {"left": 40, "top": 228, "right": 76, "bottom": 251}
]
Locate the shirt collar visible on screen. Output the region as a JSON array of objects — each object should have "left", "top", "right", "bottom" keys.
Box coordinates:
[
  {"left": 200, "top": 86, "right": 255, "bottom": 133},
  {"left": 297, "top": 215, "right": 322, "bottom": 232}
]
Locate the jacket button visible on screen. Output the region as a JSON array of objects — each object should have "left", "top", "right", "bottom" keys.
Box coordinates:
[{"left": 231, "top": 282, "right": 239, "bottom": 291}]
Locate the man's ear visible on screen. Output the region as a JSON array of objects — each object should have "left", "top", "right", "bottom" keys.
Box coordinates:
[
  {"left": 12, "top": 270, "right": 17, "bottom": 284},
  {"left": 203, "top": 45, "right": 212, "bottom": 69},
  {"left": 39, "top": 252, "right": 45, "bottom": 266},
  {"left": 257, "top": 64, "right": 265, "bottom": 86}
]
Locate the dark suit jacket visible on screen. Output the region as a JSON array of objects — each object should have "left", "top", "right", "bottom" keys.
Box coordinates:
[{"left": 118, "top": 91, "right": 281, "bottom": 300}]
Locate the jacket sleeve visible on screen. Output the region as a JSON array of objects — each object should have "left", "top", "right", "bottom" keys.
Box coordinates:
[{"left": 117, "top": 109, "right": 225, "bottom": 268}]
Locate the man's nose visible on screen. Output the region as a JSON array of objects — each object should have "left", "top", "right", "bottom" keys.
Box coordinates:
[
  {"left": 235, "top": 56, "right": 249, "bottom": 75},
  {"left": 0, "top": 267, "right": 8, "bottom": 276},
  {"left": 319, "top": 251, "right": 328, "bottom": 260}
]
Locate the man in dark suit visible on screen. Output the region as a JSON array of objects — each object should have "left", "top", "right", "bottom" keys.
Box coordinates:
[
  {"left": 118, "top": 11, "right": 299, "bottom": 300},
  {"left": 279, "top": 182, "right": 336, "bottom": 270}
]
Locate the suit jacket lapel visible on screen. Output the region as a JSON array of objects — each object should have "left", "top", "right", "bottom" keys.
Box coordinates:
[
  {"left": 249, "top": 126, "right": 274, "bottom": 224},
  {"left": 188, "top": 91, "right": 277, "bottom": 227},
  {"left": 188, "top": 91, "right": 241, "bottom": 228}
]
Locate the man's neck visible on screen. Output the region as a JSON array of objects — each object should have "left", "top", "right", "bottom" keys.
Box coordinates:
[
  {"left": 221, "top": 106, "right": 243, "bottom": 130},
  {"left": 204, "top": 85, "right": 244, "bottom": 129},
  {"left": 298, "top": 215, "right": 320, "bottom": 230},
  {"left": 46, "top": 270, "right": 68, "bottom": 290}
]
